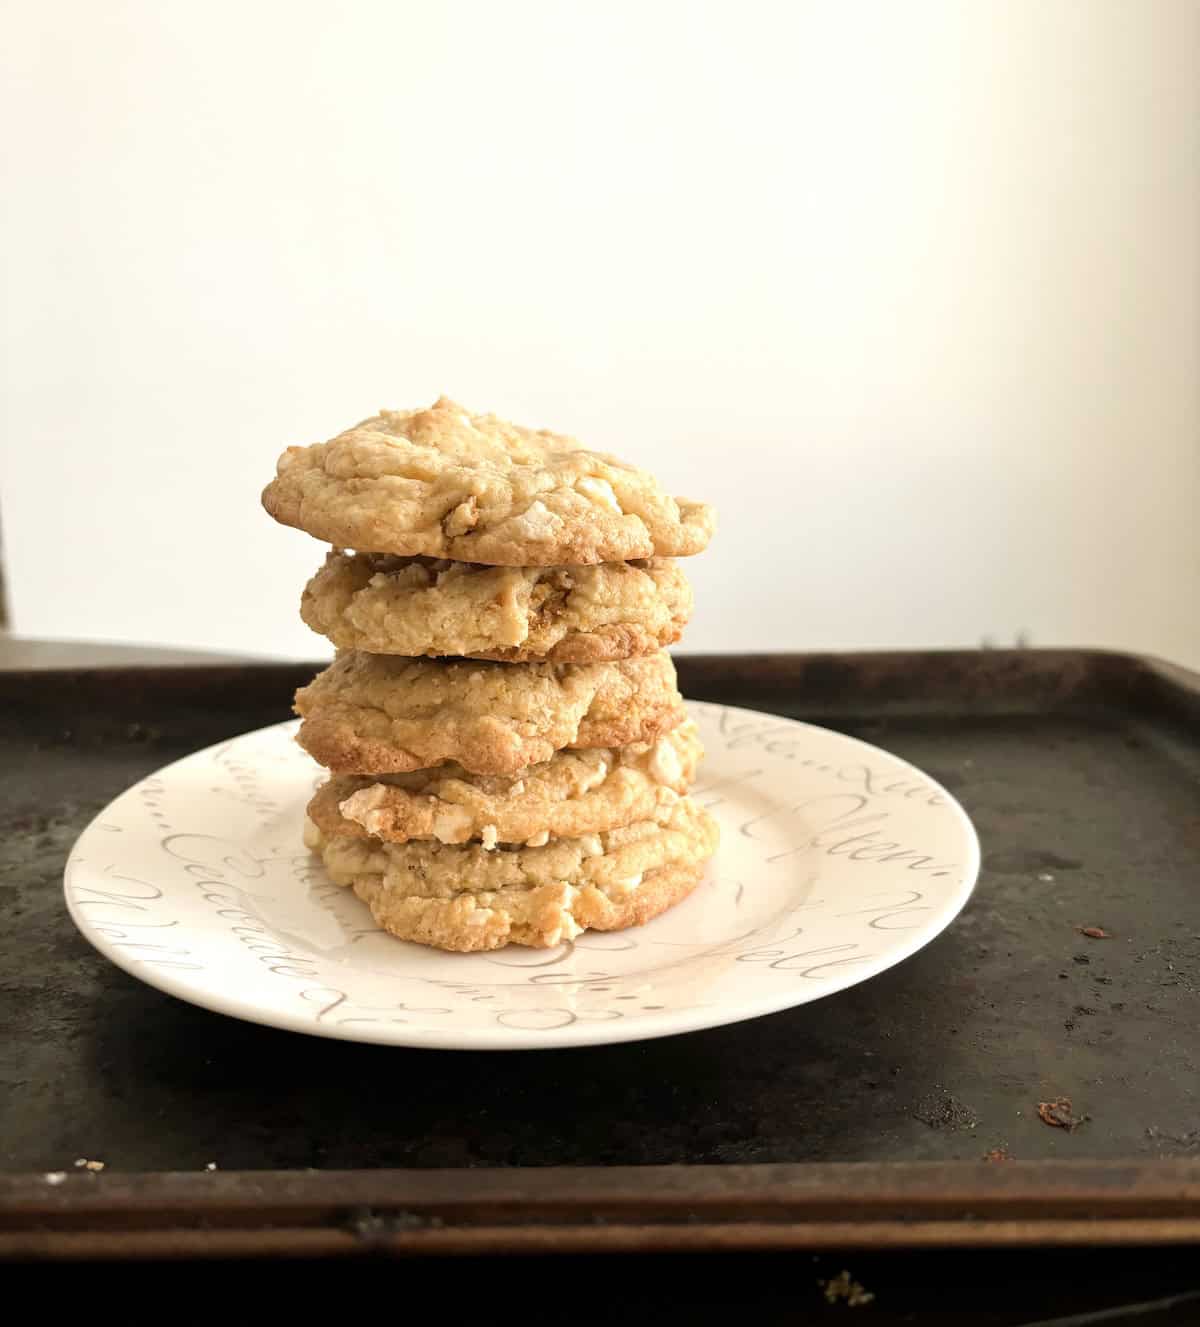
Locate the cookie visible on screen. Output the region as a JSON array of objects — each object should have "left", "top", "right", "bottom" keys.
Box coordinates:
[
  {"left": 262, "top": 396, "right": 714, "bottom": 565},
  {"left": 294, "top": 650, "right": 685, "bottom": 777},
  {"left": 309, "top": 796, "right": 719, "bottom": 951},
  {"left": 307, "top": 719, "right": 703, "bottom": 846},
  {"left": 300, "top": 551, "right": 692, "bottom": 663}
]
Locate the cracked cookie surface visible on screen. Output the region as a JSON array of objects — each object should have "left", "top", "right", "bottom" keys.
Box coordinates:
[
  {"left": 307, "top": 720, "right": 702, "bottom": 846},
  {"left": 300, "top": 551, "right": 692, "bottom": 662},
  {"left": 309, "top": 796, "right": 718, "bottom": 951},
  {"left": 263, "top": 396, "right": 714, "bottom": 565},
  {"left": 294, "top": 649, "right": 685, "bottom": 776}
]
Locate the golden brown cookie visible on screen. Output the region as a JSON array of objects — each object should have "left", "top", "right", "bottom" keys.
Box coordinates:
[
  {"left": 262, "top": 396, "right": 714, "bottom": 565},
  {"left": 307, "top": 720, "right": 703, "bottom": 846},
  {"left": 300, "top": 551, "right": 692, "bottom": 663},
  {"left": 294, "top": 650, "right": 686, "bottom": 777},
  {"left": 309, "top": 796, "right": 719, "bottom": 951}
]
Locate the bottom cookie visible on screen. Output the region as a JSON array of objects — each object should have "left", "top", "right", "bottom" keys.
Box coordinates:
[{"left": 307, "top": 797, "right": 718, "bottom": 952}]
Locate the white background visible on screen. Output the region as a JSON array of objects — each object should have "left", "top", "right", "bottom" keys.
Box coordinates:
[{"left": 2, "top": 0, "right": 1198, "bottom": 666}]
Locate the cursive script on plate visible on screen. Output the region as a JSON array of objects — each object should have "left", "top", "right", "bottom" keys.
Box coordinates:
[
  {"left": 162, "top": 833, "right": 323, "bottom": 981},
  {"left": 742, "top": 792, "right": 958, "bottom": 876},
  {"left": 67, "top": 864, "right": 204, "bottom": 970}
]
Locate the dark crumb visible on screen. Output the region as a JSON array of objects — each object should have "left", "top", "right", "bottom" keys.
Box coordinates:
[
  {"left": 1077, "top": 926, "right": 1112, "bottom": 939},
  {"left": 983, "top": 1146, "right": 1012, "bottom": 1162},
  {"left": 914, "top": 1091, "right": 978, "bottom": 1131},
  {"left": 1072, "top": 953, "right": 1091, "bottom": 965},
  {"left": 1038, "top": 1097, "right": 1087, "bottom": 1131},
  {"left": 819, "top": 1271, "right": 875, "bottom": 1307}
]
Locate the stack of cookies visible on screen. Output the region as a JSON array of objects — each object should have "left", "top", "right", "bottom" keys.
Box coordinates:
[{"left": 262, "top": 397, "right": 717, "bottom": 952}]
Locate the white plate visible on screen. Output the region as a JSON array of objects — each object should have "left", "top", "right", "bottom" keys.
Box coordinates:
[{"left": 65, "top": 702, "right": 979, "bottom": 1050}]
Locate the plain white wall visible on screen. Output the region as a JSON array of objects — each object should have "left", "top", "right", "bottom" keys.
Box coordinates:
[{"left": 2, "top": 0, "right": 1198, "bottom": 665}]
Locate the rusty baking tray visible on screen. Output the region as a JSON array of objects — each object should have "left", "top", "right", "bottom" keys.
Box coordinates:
[{"left": 2, "top": 648, "right": 1198, "bottom": 1258}]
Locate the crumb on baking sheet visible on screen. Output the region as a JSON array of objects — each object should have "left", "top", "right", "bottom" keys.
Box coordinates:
[
  {"left": 914, "top": 1090, "right": 978, "bottom": 1131},
  {"left": 819, "top": 1270, "right": 875, "bottom": 1307},
  {"left": 43, "top": 1171, "right": 67, "bottom": 1185},
  {"left": 983, "top": 1145, "right": 1012, "bottom": 1162},
  {"left": 1038, "top": 1097, "right": 1087, "bottom": 1131},
  {"left": 73, "top": 1158, "right": 105, "bottom": 1172},
  {"left": 1077, "top": 926, "right": 1112, "bottom": 939}
]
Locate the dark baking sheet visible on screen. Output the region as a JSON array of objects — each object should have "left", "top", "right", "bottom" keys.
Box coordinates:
[{"left": 2, "top": 649, "right": 1199, "bottom": 1254}]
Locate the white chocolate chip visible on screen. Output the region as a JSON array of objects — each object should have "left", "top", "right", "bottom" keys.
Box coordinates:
[
  {"left": 647, "top": 736, "right": 683, "bottom": 786},
  {"left": 339, "top": 784, "right": 387, "bottom": 817},
  {"left": 481, "top": 824, "right": 498, "bottom": 851},
  {"left": 491, "top": 570, "right": 529, "bottom": 644},
  {"left": 525, "top": 829, "right": 550, "bottom": 847},
  {"left": 576, "top": 755, "right": 610, "bottom": 794},
  {"left": 466, "top": 908, "right": 492, "bottom": 927},
  {"left": 576, "top": 475, "right": 622, "bottom": 513},
  {"left": 548, "top": 882, "right": 579, "bottom": 909},
  {"left": 560, "top": 913, "right": 584, "bottom": 940},
  {"left": 433, "top": 805, "right": 474, "bottom": 844},
  {"left": 339, "top": 784, "right": 394, "bottom": 837},
  {"left": 509, "top": 780, "right": 525, "bottom": 796},
  {"left": 508, "top": 499, "right": 565, "bottom": 541},
  {"left": 578, "top": 835, "right": 603, "bottom": 858},
  {"left": 614, "top": 873, "right": 644, "bottom": 894}
]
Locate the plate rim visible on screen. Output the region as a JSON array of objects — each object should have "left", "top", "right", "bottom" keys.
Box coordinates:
[{"left": 64, "top": 703, "right": 981, "bottom": 1050}]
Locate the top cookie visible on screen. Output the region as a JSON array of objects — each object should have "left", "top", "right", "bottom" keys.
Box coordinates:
[{"left": 262, "top": 396, "right": 714, "bottom": 565}]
